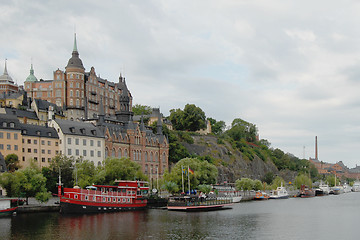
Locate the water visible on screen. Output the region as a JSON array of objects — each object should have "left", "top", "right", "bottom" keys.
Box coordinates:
[{"left": 1, "top": 193, "right": 360, "bottom": 240}]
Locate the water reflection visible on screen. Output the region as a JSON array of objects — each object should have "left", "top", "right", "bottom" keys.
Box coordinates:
[{"left": 2, "top": 193, "right": 360, "bottom": 240}]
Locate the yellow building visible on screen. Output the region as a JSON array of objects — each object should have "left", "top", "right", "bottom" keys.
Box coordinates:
[{"left": 0, "top": 114, "right": 22, "bottom": 163}]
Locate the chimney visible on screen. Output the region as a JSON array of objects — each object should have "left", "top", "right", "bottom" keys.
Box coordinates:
[{"left": 315, "top": 136, "right": 318, "bottom": 160}]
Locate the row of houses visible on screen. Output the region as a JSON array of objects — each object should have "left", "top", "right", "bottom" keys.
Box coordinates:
[{"left": 309, "top": 158, "right": 360, "bottom": 179}]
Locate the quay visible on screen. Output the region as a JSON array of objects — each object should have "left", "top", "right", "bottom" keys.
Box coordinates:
[{"left": 17, "top": 197, "right": 60, "bottom": 214}]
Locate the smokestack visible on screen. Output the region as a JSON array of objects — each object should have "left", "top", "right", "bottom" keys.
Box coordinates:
[{"left": 315, "top": 136, "right": 318, "bottom": 160}]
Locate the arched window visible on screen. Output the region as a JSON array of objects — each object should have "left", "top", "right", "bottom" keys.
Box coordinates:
[
  {"left": 112, "top": 148, "right": 116, "bottom": 157},
  {"left": 145, "top": 152, "right": 148, "bottom": 162},
  {"left": 145, "top": 164, "right": 148, "bottom": 174},
  {"left": 76, "top": 99, "right": 80, "bottom": 107},
  {"left": 150, "top": 152, "right": 153, "bottom": 162},
  {"left": 133, "top": 150, "right": 136, "bottom": 160},
  {"left": 118, "top": 148, "right": 122, "bottom": 158},
  {"left": 162, "top": 153, "right": 166, "bottom": 163},
  {"left": 155, "top": 152, "right": 158, "bottom": 162},
  {"left": 124, "top": 149, "right": 128, "bottom": 157}
]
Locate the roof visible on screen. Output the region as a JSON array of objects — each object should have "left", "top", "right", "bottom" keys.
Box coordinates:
[
  {"left": 54, "top": 119, "right": 104, "bottom": 138},
  {"left": 65, "top": 34, "right": 85, "bottom": 70},
  {"left": 33, "top": 99, "right": 64, "bottom": 116},
  {"left": 0, "top": 60, "right": 14, "bottom": 84},
  {"left": 21, "top": 124, "right": 59, "bottom": 139},
  {"left": 0, "top": 113, "right": 22, "bottom": 130},
  {"left": 0, "top": 91, "right": 23, "bottom": 100},
  {"left": 5, "top": 107, "right": 39, "bottom": 120}
]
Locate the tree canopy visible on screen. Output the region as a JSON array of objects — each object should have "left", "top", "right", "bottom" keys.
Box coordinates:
[
  {"left": 169, "top": 104, "right": 206, "bottom": 131},
  {"left": 163, "top": 157, "right": 218, "bottom": 192},
  {"left": 132, "top": 104, "right": 152, "bottom": 116},
  {"left": 5, "top": 154, "right": 20, "bottom": 172},
  {"left": 208, "top": 117, "right": 226, "bottom": 135}
]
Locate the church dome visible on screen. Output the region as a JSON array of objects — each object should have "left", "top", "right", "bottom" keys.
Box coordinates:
[{"left": 25, "top": 64, "right": 38, "bottom": 82}]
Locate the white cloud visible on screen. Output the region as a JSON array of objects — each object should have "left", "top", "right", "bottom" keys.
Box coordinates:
[{"left": 2, "top": 0, "right": 360, "bottom": 168}]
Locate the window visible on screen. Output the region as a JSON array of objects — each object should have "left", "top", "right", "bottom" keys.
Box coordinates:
[
  {"left": 42, "top": 158, "right": 45, "bottom": 162},
  {"left": 0, "top": 144, "right": 4, "bottom": 149},
  {"left": 67, "top": 138, "right": 71, "bottom": 144},
  {"left": 83, "top": 150, "right": 87, "bottom": 156},
  {"left": 75, "top": 139, "right": 79, "bottom": 145},
  {"left": 0, "top": 132, "right": 3, "bottom": 138},
  {"left": 14, "top": 145, "right": 18, "bottom": 151},
  {"left": 48, "top": 150, "right": 51, "bottom": 154},
  {"left": 34, "top": 139, "right": 37, "bottom": 144},
  {"left": 48, "top": 158, "right": 51, "bottom": 162},
  {"left": 68, "top": 149, "right": 72, "bottom": 155},
  {"left": 76, "top": 149, "right": 79, "bottom": 156},
  {"left": 42, "top": 140, "right": 45, "bottom": 145},
  {"left": 55, "top": 142, "right": 58, "bottom": 146},
  {"left": 97, "top": 151, "right": 101, "bottom": 157},
  {"left": 90, "top": 140, "right": 94, "bottom": 146},
  {"left": 27, "top": 139, "right": 31, "bottom": 144},
  {"left": 48, "top": 141, "right": 51, "bottom": 146},
  {"left": 7, "top": 133, "right": 10, "bottom": 139},
  {"left": 28, "top": 148, "right": 31, "bottom": 153},
  {"left": 97, "top": 141, "right": 101, "bottom": 147},
  {"left": 83, "top": 139, "right": 86, "bottom": 146},
  {"left": 34, "top": 149, "right": 37, "bottom": 153},
  {"left": 7, "top": 145, "right": 11, "bottom": 150},
  {"left": 90, "top": 150, "right": 94, "bottom": 157},
  {"left": 70, "top": 90, "right": 73, "bottom": 97},
  {"left": 34, "top": 157, "right": 38, "bottom": 161},
  {"left": 42, "top": 149, "right": 45, "bottom": 154},
  {"left": 14, "top": 133, "right": 18, "bottom": 139},
  {"left": 70, "top": 82, "right": 73, "bottom": 88},
  {"left": 76, "top": 90, "right": 79, "bottom": 97},
  {"left": 22, "top": 157, "right": 25, "bottom": 161}
]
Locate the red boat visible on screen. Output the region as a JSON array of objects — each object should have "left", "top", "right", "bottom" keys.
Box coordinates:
[
  {"left": 59, "top": 180, "right": 149, "bottom": 214},
  {"left": 0, "top": 199, "right": 19, "bottom": 217},
  {"left": 299, "top": 185, "right": 315, "bottom": 198}
]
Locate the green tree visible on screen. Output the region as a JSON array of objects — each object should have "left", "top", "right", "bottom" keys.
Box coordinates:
[
  {"left": 74, "top": 159, "right": 97, "bottom": 188},
  {"left": 163, "top": 157, "right": 218, "bottom": 192},
  {"left": 0, "top": 164, "right": 50, "bottom": 204},
  {"left": 197, "top": 184, "right": 212, "bottom": 194},
  {"left": 95, "top": 157, "right": 147, "bottom": 185},
  {"left": 169, "top": 104, "right": 206, "bottom": 131},
  {"left": 5, "top": 154, "right": 19, "bottom": 172},
  {"left": 132, "top": 104, "right": 152, "bottom": 115},
  {"left": 253, "top": 179, "right": 263, "bottom": 191},
  {"left": 271, "top": 176, "right": 285, "bottom": 189},
  {"left": 208, "top": 118, "right": 226, "bottom": 135},
  {"left": 262, "top": 172, "right": 275, "bottom": 185},
  {"left": 162, "top": 181, "right": 179, "bottom": 194},
  {"left": 325, "top": 174, "right": 340, "bottom": 187},
  {"left": 49, "top": 155, "right": 75, "bottom": 188},
  {"left": 235, "top": 178, "right": 254, "bottom": 192},
  {"left": 227, "top": 118, "right": 257, "bottom": 142},
  {"left": 294, "top": 173, "right": 312, "bottom": 189},
  {"left": 42, "top": 167, "right": 58, "bottom": 194}
]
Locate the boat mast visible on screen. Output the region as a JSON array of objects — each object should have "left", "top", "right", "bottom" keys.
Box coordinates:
[
  {"left": 188, "top": 166, "right": 190, "bottom": 195},
  {"left": 181, "top": 165, "right": 184, "bottom": 193}
]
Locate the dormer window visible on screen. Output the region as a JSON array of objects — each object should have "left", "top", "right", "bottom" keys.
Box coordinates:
[
  {"left": 91, "top": 130, "right": 96, "bottom": 135},
  {"left": 2, "top": 122, "right": 6, "bottom": 127},
  {"left": 70, "top": 127, "right": 75, "bottom": 133},
  {"left": 80, "top": 128, "right": 85, "bottom": 134},
  {"left": 22, "top": 130, "right": 27, "bottom": 134},
  {"left": 48, "top": 132, "right": 52, "bottom": 137},
  {"left": 9, "top": 122, "right": 14, "bottom": 128},
  {"left": 36, "top": 131, "right": 41, "bottom": 136}
]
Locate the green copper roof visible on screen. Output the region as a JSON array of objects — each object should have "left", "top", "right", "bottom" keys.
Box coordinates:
[{"left": 25, "top": 64, "right": 38, "bottom": 82}]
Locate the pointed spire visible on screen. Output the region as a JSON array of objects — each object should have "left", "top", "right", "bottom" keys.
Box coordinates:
[
  {"left": 4, "top": 59, "right": 8, "bottom": 75},
  {"left": 157, "top": 108, "right": 162, "bottom": 135},
  {"left": 73, "top": 33, "right": 78, "bottom": 52},
  {"left": 140, "top": 115, "right": 145, "bottom": 131}
]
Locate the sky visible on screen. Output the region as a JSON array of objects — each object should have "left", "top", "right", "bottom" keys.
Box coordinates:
[{"left": 1, "top": 0, "right": 360, "bottom": 168}]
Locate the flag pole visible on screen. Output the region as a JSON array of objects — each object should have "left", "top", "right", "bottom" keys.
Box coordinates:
[
  {"left": 188, "top": 166, "right": 191, "bottom": 195},
  {"left": 181, "top": 165, "right": 184, "bottom": 193}
]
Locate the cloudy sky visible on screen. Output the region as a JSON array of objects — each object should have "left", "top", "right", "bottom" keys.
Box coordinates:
[{"left": 2, "top": 0, "right": 360, "bottom": 168}]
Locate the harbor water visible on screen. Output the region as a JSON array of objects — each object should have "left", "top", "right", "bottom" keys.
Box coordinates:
[{"left": 1, "top": 192, "right": 359, "bottom": 240}]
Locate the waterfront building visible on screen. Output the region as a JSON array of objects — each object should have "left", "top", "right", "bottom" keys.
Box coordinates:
[
  {"left": 49, "top": 119, "right": 105, "bottom": 166},
  {"left": 0, "top": 114, "right": 22, "bottom": 164},
  {"left": 20, "top": 124, "right": 59, "bottom": 168},
  {"left": 0, "top": 60, "right": 18, "bottom": 94},
  {"left": 24, "top": 34, "right": 132, "bottom": 120}
]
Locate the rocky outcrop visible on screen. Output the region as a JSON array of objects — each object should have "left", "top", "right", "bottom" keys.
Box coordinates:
[{"left": 182, "top": 135, "right": 289, "bottom": 183}]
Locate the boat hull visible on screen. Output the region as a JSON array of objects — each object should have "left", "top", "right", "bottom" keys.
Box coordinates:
[
  {"left": 269, "top": 195, "right": 289, "bottom": 199},
  {"left": 0, "top": 207, "right": 17, "bottom": 217},
  {"left": 60, "top": 199, "right": 147, "bottom": 214},
  {"left": 167, "top": 203, "right": 232, "bottom": 212}
]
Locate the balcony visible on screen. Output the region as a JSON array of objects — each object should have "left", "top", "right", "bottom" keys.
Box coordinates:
[{"left": 89, "top": 99, "right": 99, "bottom": 104}]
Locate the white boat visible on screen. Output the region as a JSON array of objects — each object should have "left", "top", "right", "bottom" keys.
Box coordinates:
[
  {"left": 269, "top": 184, "right": 289, "bottom": 199},
  {"left": 318, "top": 181, "right": 330, "bottom": 195},
  {"left": 212, "top": 185, "right": 242, "bottom": 203},
  {"left": 352, "top": 181, "right": 360, "bottom": 192},
  {"left": 343, "top": 183, "right": 352, "bottom": 193}
]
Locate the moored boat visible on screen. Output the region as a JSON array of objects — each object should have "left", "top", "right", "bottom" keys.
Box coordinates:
[
  {"left": 352, "top": 181, "right": 360, "bottom": 192},
  {"left": 299, "top": 185, "right": 315, "bottom": 198},
  {"left": 212, "top": 185, "right": 242, "bottom": 203},
  {"left": 269, "top": 185, "right": 289, "bottom": 199},
  {"left": 59, "top": 180, "right": 149, "bottom": 214},
  {"left": 167, "top": 194, "right": 233, "bottom": 211},
  {"left": 317, "top": 182, "right": 330, "bottom": 196},
  {"left": 0, "top": 198, "right": 19, "bottom": 217},
  {"left": 254, "top": 191, "right": 270, "bottom": 200}
]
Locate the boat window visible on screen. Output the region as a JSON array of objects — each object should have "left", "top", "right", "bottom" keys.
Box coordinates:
[
  {"left": 103, "top": 197, "right": 105, "bottom": 202},
  {"left": 127, "top": 198, "right": 130, "bottom": 203},
  {"left": 93, "top": 196, "right": 96, "bottom": 201},
  {"left": 75, "top": 195, "right": 78, "bottom": 199},
  {"left": 122, "top": 198, "right": 126, "bottom": 203},
  {"left": 118, "top": 198, "right": 121, "bottom": 202},
  {"left": 85, "top": 196, "right": 88, "bottom": 200},
  {"left": 137, "top": 191, "right": 140, "bottom": 195},
  {"left": 122, "top": 189, "right": 126, "bottom": 193},
  {"left": 113, "top": 198, "right": 116, "bottom": 202},
  {"left": 108, "top": 198, "right": 111, "bottom": 202}
]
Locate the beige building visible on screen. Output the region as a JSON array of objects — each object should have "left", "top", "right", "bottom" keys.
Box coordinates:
[{"left": 0, "top": 114, "right": 22, "bottom": 163}]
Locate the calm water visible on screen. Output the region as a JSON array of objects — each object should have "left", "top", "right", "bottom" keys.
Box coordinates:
[{"left": 1, "top": 192, "right": 360, "bottom": 240}]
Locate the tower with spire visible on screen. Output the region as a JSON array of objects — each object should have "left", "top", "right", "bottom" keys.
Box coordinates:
[{"left": 0, "top": 59, "right": 18, "bottom": 94}]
